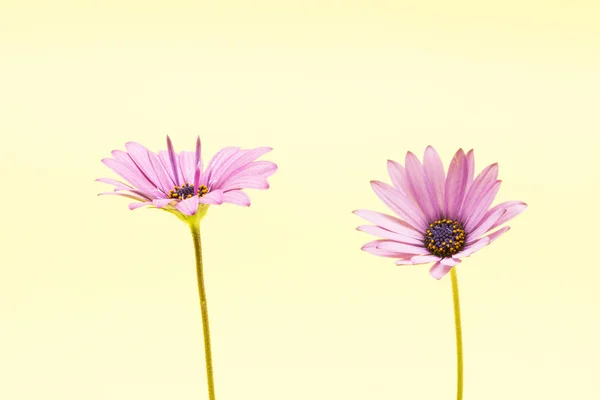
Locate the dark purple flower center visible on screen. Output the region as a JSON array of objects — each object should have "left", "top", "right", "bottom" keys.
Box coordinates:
[
  {"left": 168, "top": 183, "right": 209, "bottom": 200},
  {"left": 424, "top": 219, "right": 466, "bottom": 258}
]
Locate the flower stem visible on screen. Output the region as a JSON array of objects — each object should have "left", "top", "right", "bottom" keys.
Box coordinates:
[
  {"left": 190, "top": 223, "right": 216, "bottom": 400},
  {"left": 450, "top": 267, "right": 463, "bottom": 400}
]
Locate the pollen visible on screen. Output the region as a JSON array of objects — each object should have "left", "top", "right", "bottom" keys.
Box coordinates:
[
  {"left": 424, "top": 218, "right": 466, "bottom": 258},
  {"left": 168, "top": 183, "right": 209, "bottom": 200}
]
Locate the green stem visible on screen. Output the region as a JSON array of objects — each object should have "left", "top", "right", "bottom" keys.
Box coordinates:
[
  {"left": 450, "top": 267, "right": 463, "bottom": 400},
  {"left": 190, "top": 223, "right": 216, "bottom": 400}
]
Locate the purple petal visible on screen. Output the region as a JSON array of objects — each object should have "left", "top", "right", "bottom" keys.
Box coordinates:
[
  {"left": 125, "top": 142, "right": 160, "bottom": 188},
  {"left": 222, "top": 190, "right": 251, "bottom": 206},
  {"left": 220, "top": 176, "right": 269, "bottom": 192},
  {"left": 147, "top": 151, "right": 175, "bottom": 194},
  {"left": 453, "top": 236, "right": 490, "bottom": 258},
  {"left": 429, "top": 262, "right": 452, "bottom": 280},
  {"left": 423, "top": 146, "right": 445, "bottom": 212},
  {"left": 370, "top": 181, "right": 428, "bottom": 231},
  {"left": 101, "top": 157, "right": 156, "bottom": 196},
  {"left": 98, "top": 192, "right": 148, "bottom": 202},
  {"left": 465, "top": 149, "right": 475, "bottom": 192},
  {"left": 387, "top": 160, "right": 410, "bottom": 196},
  {"left": 440, "top": 257, "right": 461, "bottom": 267},
  {"left": 152, "top": 198, "right": 173, "bottom": 208},
  {"left": 128, "top": 201, "right": 152, "bottom": 210},
  {"left": 175, "top": 196, "right": 200, "bottom": 216},
  {"left": 193, "top": 161, "right": 202, "bottom": 195},
  {"left": 217, "top": 161, "right": 278, "bottom": 191},
  {"left": 376, "top": 240, "right": 428, "bottom": 255},
  {"left": 444, "top": 149, "right": 469, "bottom": 220},
  {"left": 468, "top": 208, "right": 506, "bottom": 241},
  {"left": 459, "top": 163, "right": 499, "bottom": 223},
  {"left": 195, "top": 136, "right": 203, "bottom": 172},
  {"left": 96, "top": 178, "right": 133, "bottom": 191},
  {"left": 405, "top": 151, "right": 440, "bottom": 222},
  {"left": 395, "top": 259, "right": 415, "bottom": 265},
  {"left": 411, "top": 255, "right": 441, "bottom": 265},
  {"left": 158, "top": 150, "right": 182, "bottom": 185},
  {"left": 198, "top": 190, "right": 224, "bottom": 205},
  {"left": 361, "top": 240, "right": 418, "bottom": 258},
  {"left": 203, "top": 147, "right": 241, "bottom": 186},
  {"left": 352, "top": 210, "right": 422, "bottom": 239},
  {"left": 464, "top": 180, "right": 502, "bottom": 232},
  {"left": 484, "top": 226, "right": 510, "bottom": 244},
  {"left": 211, "top": 147, "right": 272, "bottom": 187},
  {"left": 356, "top": 225, "right": 425, "bottom": 246},
  {"left": 178, "top": 151, "right": 197, "bottom": 184},
  {"left": 166, "top": 136, "right": 181, "bottom": 186},
  {"left": 484, "top": 201, "right": 528, "bottom": 232}
]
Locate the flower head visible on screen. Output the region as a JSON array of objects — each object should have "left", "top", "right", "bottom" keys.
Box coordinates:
[
  {"left": 354, "top": 146, "right": 526, "bottom": 280},
  {"left": 98, "top": 136, "right": 277, "bottom": 223}
]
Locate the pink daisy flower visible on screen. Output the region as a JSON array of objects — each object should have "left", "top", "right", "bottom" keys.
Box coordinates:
[
  {"left": 354, "top": 146, "right": 526, "bottom": 280},
  {"left": 98, "top": 135, "right": 276, "bottom": 400},
  {"left": 97, "top": 136, "right": 277, "bottom": 221}
]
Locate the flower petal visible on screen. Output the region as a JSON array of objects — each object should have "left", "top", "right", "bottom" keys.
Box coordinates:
[
  {"left": 484, "top": 201, "right": 528, "bottom": 232},
  {"left": 370, "top": 181, "right": 428, "bottom": 231},
  {"left": 464, "top": 180, "right": 502, "bottom": 233},
  {"left": 411, "top": 255, "right": 441, "bottom": 265},
  {"left": 152, "top": 198, "right": 173, "bottom": 208},
  {"left": 96, "top": 178, "right": 133, "bottom": 191},
  {"left": 175, "top": 195, "right": 200, "bottom": 216},
  {"left": 128, "top": 201, "right": 152, "bottom": 210},
  {"left": 405, "top": 151, "right": 440, "bottom": 222},
  {"left": 356, "top": 225, "right": 425, "bottom": 246},
  {"left": 147, "top": 151, "right": 175, "bottom": 194},
  {"left": 220, "top": 176, "right": 269, "bottom": 191},
  {"left": 453, "top": 236, "right": 491, "bottom": 258},
  {"left": 444, "top": 149, "right": 469, "bottom": 219},
  {"left": 423, "top": 146, "right": 445, "bottom": 212},
  {"left": 178, "top": 151, "right": 197, "bottom": 184},
  {"left": 352, "top": 210, "right": 422, "bottom": 239},
  {"left": 158, "top": 150, "right": 182, "bottom": 185},
  {"left": 468, "top": 208, "right": 506, "bottom": 241},
  {"left": 203, "top": 147, "right": 241, "bottom": 186},
  {"left": 465, "top": 149, "right": 475, "bottom": 192},
  {"left": 212, "top": 147, "right": 273, "bottom": 186},
  {"left": 198, "top": 190, "right": 224, "bottom": 205},
  {"left": 459, "top": 163, "right": 499, "bottom": 223},
  {"left": 195, "top": 136, "right": 203, "bottom": 176},
  {"left": 101, "top": 157, "right": 156, "bottom": 196},
  {"left": 440, "top": 257, "right": 461, "bottom": 267},
  {"left": 484, "top": 226, "right": 511, "bottom": 244},
  {"left": 387, "top": 160, "right": 411, "bottom": 197},
  {"left": 166, "top": 136, "right": 181, "bottom": 186},
  {"left": 125, "top": 142, "right": 160, "bottom": 188},
  {"left": 361, "top": 240, "right": 418, "bottom": 258},
  {"left": 429, "top": 262, "right": 452, "bottom": 280},
  {"left": 222, "top": 190, "right": 251, "bottom": 206},
  {"left": 376, "top": 240, "right": 428, "bottom": 255},
  {"left": 98, "top": 192, "right": 148, "bottom": 202}
]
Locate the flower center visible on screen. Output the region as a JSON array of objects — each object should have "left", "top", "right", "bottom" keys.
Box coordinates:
[
  {"left": 168, "top": 183, "right": 209, "bottom": 200},
  {"left": 424, "top": 218, "right": 466, "bottom": 258}
]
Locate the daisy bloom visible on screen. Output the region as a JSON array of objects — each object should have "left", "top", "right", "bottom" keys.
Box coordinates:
[
  {"left": 354, "top": 146, "right": 526, "bottom": 400},
  {"left": 98, "top": 136, "right": 277, "bottom": 400},
  {"left": 98, "top": 135, "right": 277, "bottom": 224}
]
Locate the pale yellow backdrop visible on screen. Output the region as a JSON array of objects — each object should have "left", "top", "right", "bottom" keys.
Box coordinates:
[{"left": 1, "top": 1, "right": 599, "bottom": 399}]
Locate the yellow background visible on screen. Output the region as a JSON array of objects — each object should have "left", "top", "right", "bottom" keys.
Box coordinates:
[{"left": 1, "top": 1, "right": 599, "bottom": 399}]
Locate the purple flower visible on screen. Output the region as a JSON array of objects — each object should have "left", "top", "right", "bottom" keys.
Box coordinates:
[
  {"left": 98, "top": 136, "right": 277, "bottom": 220},
  {"left": 354, "top": 146, "right": 526, "bottom": 280}
]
